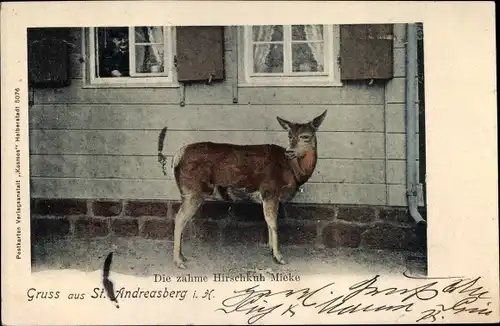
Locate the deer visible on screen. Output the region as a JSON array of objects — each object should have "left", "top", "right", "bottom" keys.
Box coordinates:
[{"left": 157, "top": 110, "right": 327, "bottom": 269}]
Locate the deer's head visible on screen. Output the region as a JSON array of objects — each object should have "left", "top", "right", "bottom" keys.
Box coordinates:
[{"left": 277, "top": 110, "right": 327, "bottom": 160}]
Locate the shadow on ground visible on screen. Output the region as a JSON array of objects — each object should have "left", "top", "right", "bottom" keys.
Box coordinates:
[{"left": 32, "top": 236, "right": 427, "bottom": 277}]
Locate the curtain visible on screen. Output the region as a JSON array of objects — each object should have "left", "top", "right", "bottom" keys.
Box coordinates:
[
  {"left": 135, "top": 46, "right": 145, "bottom": 73},
  {"left": 304, "top": 25, "right": 324, "bottom": 71},
  {"left": 147, "top": 27, "right": 164, "bottom": 68},
  {"left": 253, "top": 26, "right": 274, "bottom": 73},
  {"left": 134, "top": 27, "right": 164, "bottom": 73}
]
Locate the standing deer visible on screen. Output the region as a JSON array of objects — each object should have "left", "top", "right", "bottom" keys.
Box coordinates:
[{"left": 158, "top": 110, "right": 327, "bottom": 269}]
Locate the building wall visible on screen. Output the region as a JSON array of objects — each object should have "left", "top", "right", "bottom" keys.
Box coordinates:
[{"left": 29, "top": 25, "right": 421, "bottom": 206}]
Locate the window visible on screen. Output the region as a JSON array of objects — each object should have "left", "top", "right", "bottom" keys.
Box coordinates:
[
  {"left": 240, "top": 25, "right": 341, "bottom": 87},
  {"left": 87, "top": 26, "right": 177, "bottom": 86}
]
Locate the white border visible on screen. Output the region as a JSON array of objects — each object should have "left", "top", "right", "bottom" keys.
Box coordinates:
[{"left": 1, "top": 1, "right": 498, "bottom": 325}]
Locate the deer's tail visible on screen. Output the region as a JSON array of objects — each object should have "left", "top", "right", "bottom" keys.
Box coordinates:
[{"left": 158, "top": 127, "right": 168, "bottom": 176}]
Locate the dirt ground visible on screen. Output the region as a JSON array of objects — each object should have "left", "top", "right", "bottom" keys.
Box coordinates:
[{"left": 31, "top": 236, "right": 427, "bottom": 277}]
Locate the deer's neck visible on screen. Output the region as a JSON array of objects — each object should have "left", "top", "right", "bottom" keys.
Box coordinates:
[{"left": 288, "top": 150, "right": 317, "bottom": 185}]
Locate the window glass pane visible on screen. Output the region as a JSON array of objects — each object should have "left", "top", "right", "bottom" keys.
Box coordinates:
[
  {"left": 253, "top": 44, "right": 283, "bottom": 73},
  {"left": 292, "top": 43, "right": 324, "bottom": 72},
  {"left": 96, "top": 27, "right": 130, "bottom": 77},
  {"left": 134, "top": 26, "right": 164, "bottom": 44},
  {"left": 135, "top": 45, "right": 165, "bottom": 74},
  {"left": 252, "top": 25, "right": 283, "bottom": 42},
  {"left": 292, "top": 25, "right": 323, "bottom": 41}
]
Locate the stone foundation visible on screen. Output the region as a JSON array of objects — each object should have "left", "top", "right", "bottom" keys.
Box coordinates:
[{"left": 31, "top": 199, "right": 427, "bottom": 252}]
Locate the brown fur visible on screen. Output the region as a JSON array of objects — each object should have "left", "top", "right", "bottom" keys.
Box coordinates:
[{"left": 159, "top": 110, "right": 327, "bottom": 268}]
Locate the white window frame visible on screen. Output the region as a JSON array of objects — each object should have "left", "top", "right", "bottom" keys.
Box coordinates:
[
  {"left": 238, "top": 25, "right": 342, "bottom": 87},
  {"left": 85, "top": 26, "right": 179, "bottom": 88}
]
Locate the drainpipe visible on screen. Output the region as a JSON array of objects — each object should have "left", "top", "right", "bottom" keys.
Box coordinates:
[{"left": 405, "top": 23, "right": 426, "bottom": 225}]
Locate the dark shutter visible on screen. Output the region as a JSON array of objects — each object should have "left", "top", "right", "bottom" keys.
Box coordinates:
[
  {"left": 27, "top": 28, "right": 71, "bottom": 87},
  {"left": 175, "top": 26, "right": 224, "bottom": 82},
  {"left": 340, "top": 24, "right": 394, "bottom": 80}
]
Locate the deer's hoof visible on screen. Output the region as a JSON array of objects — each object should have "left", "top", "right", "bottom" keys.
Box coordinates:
[
  {"left": 274, "top": 255, "right": 287, "bottom": 265},
  {"left": 175, "top": 260, "right": 187, "bottom": 269}
]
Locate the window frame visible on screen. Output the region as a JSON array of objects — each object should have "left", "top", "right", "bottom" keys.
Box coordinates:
[
  {"left": 238, "top": 24, "right": 342, "bottom": 87},
  {"left": 84, "top": 26, "right": 179, "bottom": 88}
]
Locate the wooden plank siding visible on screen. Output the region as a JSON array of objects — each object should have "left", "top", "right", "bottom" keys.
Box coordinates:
[
  {"left": 29, "top": 104, "right": 385, "bottom": 131},
  {"left": 30, "top": 155, "right": 391, "bottom": 184},
  {"left": 28, "top": 24, "right": 414, "bottom": 206},
  {"left": 29, "top": 129, "right": 387, "bottom": 159},
  {"left": 29, "top": 154, "right": 412, "bottom": 186},
  {"left": 32, "top": 81, "right": 385, "bottom": 105}
]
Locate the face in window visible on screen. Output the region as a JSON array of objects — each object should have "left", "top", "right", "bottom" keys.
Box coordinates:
[
  {"left": 98, "top": 30, "right": 130, "bottom": 78},
  {"left": 111, "top": 35, "right": 128, "bottom": 53}
]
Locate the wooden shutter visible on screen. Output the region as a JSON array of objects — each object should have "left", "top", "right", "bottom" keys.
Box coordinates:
[
  {"left": 27, "top": 28, "right": 71, "bottom": 87},
  {"left": 175, "top": 26, "right": 224, "bottom": 82},
  {"left": 340, "top": 24, "right": 394, "bottom": 80}
]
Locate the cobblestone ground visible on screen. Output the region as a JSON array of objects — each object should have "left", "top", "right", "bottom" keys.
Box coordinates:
[{"left": 31, "top": 236, "right": 427, "bottom": 277}]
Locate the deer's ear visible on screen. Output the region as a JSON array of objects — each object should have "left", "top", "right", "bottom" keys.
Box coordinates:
[
  {"left": 310, "top": 110, "right": 327, "bottom": 130},
  {"left": 277, "top": 116, "right": 293, "bottom": 131}
]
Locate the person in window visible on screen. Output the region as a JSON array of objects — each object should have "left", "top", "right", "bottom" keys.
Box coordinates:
[{"left": 99, "top": 31, "right": 130, "bottom": 77}]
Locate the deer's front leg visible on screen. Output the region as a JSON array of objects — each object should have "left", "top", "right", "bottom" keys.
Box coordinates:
[{"left": 263, "top": 198, "right": 287, "bottom": 265}]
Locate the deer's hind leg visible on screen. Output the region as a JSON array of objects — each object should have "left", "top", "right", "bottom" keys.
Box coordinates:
[
  {"left": 173, "top": 191, "right": 204, "bottom": 269},
  {"left": 268, "top": 227, "right": 273, "bottom": 252}
]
